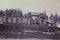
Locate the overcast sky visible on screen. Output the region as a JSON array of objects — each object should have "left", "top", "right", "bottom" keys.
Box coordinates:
[{"left": 0, "top": 0, "right": 60, "bottom": 16}]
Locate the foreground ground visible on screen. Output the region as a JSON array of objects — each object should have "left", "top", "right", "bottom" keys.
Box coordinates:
[
  {"left": 0, "top": 31, "right": 60, "bottom": 39},
  {"left": 0, "top": 38, "right": 60, "bottom": 40}
]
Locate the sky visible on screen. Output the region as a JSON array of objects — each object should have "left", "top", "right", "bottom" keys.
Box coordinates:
[{"left": 0, "top": 0, "right": 60, "bottom": 16}]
